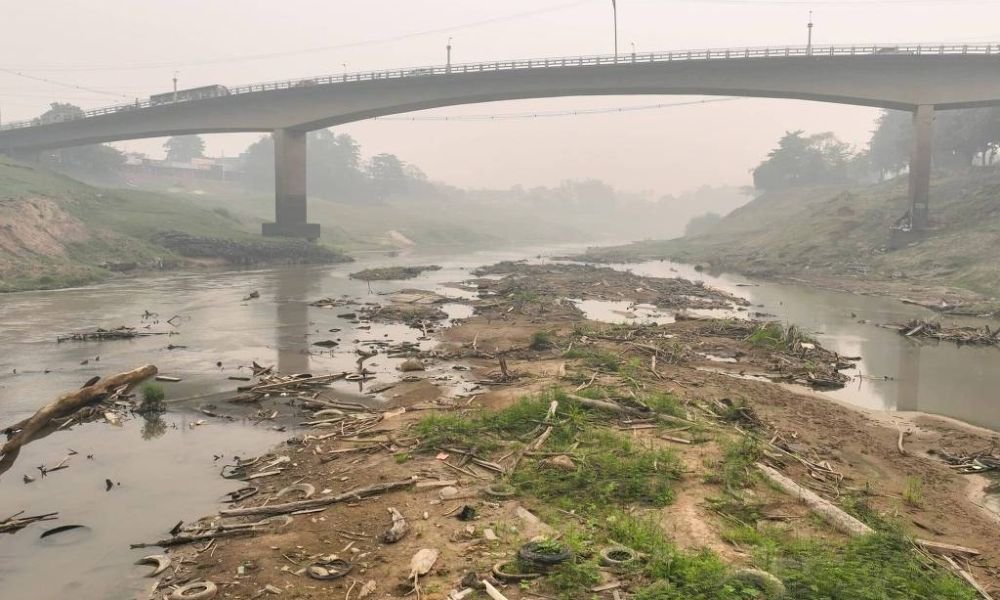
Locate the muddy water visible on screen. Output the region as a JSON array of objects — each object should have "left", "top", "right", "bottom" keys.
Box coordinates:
[{"left": 0, "top": 243, "right": 998, "bottom": 599}]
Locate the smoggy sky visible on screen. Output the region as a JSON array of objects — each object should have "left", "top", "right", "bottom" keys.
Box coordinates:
[{"left": 2, "top": 0, "right": 997, "bottom": 194}]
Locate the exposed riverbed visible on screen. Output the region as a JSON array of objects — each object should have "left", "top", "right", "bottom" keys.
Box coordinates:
[{"left": 1, "top": 243, "right": 997, "bottom": 599}]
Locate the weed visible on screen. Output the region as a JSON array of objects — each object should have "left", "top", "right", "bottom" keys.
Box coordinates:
[
  {"left": 530, "top": 330, "right": 555, "bottom": 351},
  {"left": 394, "top": 452, "right": 412, "bottom": 464},
  {"left": 642, "top": 391, "right": 685, "bottom": 418},
  {"left": 138, "top": 383, "right": 166, "bottom": 413},
  {"left": 413, "top": 413, "right": 480, "bottom": 448},
  {"left": 563, "top": 347, "right": 621, "bottom": 372},
  {"left": 706, "top": 435, "right": 761, "bottom": 491},
  {"left": 903, "top": 476, "right": 924, "bottom": 507}
]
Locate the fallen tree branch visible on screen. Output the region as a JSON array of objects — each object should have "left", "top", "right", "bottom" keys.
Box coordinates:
[
  {"left": 1, "top": 365, "right": 157, "bottom": 458},
  {"left": 756, "top": 463, "right": 873, "bottom": 537},
  {"left": 219, "top": 479, "right": 416, "bottom": 518}
]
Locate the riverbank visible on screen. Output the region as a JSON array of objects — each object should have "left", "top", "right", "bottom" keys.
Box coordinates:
[
  {"left": 88, "top": 261, "right": 999, "bottom": 600},
  {"left": 576, "top": 170, "right": 1000, "bottom": 316}
]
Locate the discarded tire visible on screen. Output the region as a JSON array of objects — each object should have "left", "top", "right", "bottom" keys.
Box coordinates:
[
  {"left": 484, "top": 483, "right": 516, "bottom": 498},
  {"left": 599, "top": 546, "right": 638, "bottom": 569},
  {"left": 728, "top": 568, "right": 786, "bottom": 599},
  {"left": 518, "top": 541, "right": 573, "bottom": 566},
  {"left": 306, "top": 559, "right": 353, "bottom": 580},
  {"left": 492, "top": 560, "right": 542, "bottom": 582},
  {"left": 170, "top": 581, "right": 218, "bottom": 600}
]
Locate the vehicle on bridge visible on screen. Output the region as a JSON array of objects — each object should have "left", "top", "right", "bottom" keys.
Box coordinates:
[{"left": 149, "top": 84, "right": 230, "bottom": 106}]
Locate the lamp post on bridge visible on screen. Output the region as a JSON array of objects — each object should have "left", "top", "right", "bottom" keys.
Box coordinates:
[
  {"left": 172, "top": 71, "right": 178, "bottom": 102},
  {"left": 612, "top": 0, "right": 619, "bottom": 61},
  {"left": 807, "top": 11, "right": 814, "bottom": 54},
  {"left": 447, "top": 37, "right": 453, "bottom": 73}
]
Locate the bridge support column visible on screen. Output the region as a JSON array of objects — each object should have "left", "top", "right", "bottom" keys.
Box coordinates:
[
  {"left": 908, "top": 104, "right": 934, "bottom": 230},
  {"left": 262, "top": 128, "right": 320, "bottom": 240}
]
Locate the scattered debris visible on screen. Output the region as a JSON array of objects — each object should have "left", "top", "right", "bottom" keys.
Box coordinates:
[
  {"left": 381, "top": 507, "right": 409, "bottom": 543},
  {"left": 882, "top": 319, "right": 1000, "bottom": 346}
]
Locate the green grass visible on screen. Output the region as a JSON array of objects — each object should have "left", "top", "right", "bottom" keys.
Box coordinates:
[
  {"left": 563, "top": 347, "right": 622, "bottom": 372},
  {"left": 903, "top": 476, "right": 924, "bottom": 508},
  {"left": 707, "top": 435, "right": 762, "bottom": 492},
  {"left": 530, "top": 330, "right": 555, "bottom": 351}
]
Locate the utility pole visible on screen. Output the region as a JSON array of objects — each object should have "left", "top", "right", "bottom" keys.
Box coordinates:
[
  {"left": 807, "top": 11, "right": 814, "bottom": 54},
  {"left": 631, "top": 41, "right": 636, "bottom": 63},
  {"left": 172, "top": 71, "right": 179, "bottom": 102},
  {"left": 342, "top": 63, "right": 348, "bottom": 82},
  {"left": 447, "top": 37, "right": 453, "bottom": 73},
  {"left": 612, "top": 0, "right": 619, "bottom": 61}
]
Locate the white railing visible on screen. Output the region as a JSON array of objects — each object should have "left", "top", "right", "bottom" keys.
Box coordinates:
[{"left": 2, "top": 43, "right": 997, "bottom": 132}]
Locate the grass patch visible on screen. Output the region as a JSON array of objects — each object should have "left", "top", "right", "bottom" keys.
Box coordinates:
[
  {"left": 706, "top": 435, "right": 762, "bottom": 492},
  {"left": 530, "top": 330, "right": 555, "bottom": 351},
  {"left": 563, "top": 347, "right": 621, "bottom": 371},
  {"left": 511, "top": 428, "right": 681, "bottom": 513},
  {"left": 903, "top": 476, "right": 924, "bottom": 508}
]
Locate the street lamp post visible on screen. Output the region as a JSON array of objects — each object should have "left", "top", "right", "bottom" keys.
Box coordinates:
[
  {"left": 172, "top": 72, "right": 178, "bottom": 102},
  {"left": 342, "top": 63, "right": 347, "bottom": 82},
  {"left": 612, "top": 0, "right": 619, "bottom": 61},
  {"left": 447, "top": 37, "right": 453, "bottom": 73},
  {"left": 631, "top": 41, "right": 636, "bottom": 63},
  {"left": 807, "top": 11, "right": 814, "bottom": 54}
]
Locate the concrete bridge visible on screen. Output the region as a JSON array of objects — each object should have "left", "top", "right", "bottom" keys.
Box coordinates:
[{"left": 4, "top": 43, "right": 1000, "bottom": 238}]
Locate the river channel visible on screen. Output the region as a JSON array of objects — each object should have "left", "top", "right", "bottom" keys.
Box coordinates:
[{"left": 0, "top": 243, "right": 997, "bottom": 599}]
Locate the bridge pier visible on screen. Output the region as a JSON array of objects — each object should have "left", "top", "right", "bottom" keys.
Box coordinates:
[
  {"left": 262, "top": 128, "right": 320, "bottom": 240},
  {"left": 908, "top": 104, "right": 934, "bottom": 230}
]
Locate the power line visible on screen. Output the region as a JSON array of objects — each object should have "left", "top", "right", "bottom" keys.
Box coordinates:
[
  {"left": 0, "top": 0, "right": 595, "bottom": 73},
  {"left": 0, "top": 67, "right": 132, "bottom": 99},
  {"left": 375, "top": 97, "right": 744, "bottom": 122}
]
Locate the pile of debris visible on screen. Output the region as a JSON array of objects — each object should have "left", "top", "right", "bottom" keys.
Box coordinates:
[
  {"left": 883, "top": 319, "right": 1000, "bottom": 346},
  {"left": 57, "top": 326, "right": 171, "bottom": 343}
]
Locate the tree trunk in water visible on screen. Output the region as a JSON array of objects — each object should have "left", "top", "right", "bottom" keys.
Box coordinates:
[{"left": 1, "top": 365, "right": 157, "bottom": 458}]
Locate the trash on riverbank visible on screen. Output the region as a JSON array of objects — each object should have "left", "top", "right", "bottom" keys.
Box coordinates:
[
  {"left": 882, "top": 319, "right": 1000, "bottom": 346},
  {"left": 0, "top": 511, "right": 59, "bottom": 534}
]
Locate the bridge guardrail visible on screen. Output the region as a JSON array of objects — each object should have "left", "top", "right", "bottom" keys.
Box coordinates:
[{"left": 1, "top": 43, "right": 997, "bottom": 132}]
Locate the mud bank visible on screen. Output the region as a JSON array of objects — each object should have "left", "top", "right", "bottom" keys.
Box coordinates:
[{"left": 10, "top": 262, "right": 998, "bottom": 600}]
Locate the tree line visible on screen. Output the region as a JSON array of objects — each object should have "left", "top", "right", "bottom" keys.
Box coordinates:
[{"left": 753, "top": 107, "right": 1000, "bottom": 192}]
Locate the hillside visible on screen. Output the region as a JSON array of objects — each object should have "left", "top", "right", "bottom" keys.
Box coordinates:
[
  {"left": 580, "top": 170, "right": 1000, "bottom": 304},
  {"left": 0, "top": 158, "right": 347, "bottom": 292}
]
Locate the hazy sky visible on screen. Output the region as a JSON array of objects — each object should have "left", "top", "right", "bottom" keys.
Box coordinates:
[{"left": 2, "top": 0, "right": 997, "bottom": 194}]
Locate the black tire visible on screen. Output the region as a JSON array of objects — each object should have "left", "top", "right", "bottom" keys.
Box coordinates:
[{"left": 518, "top": 541, "right": 573, "bottom": 566}]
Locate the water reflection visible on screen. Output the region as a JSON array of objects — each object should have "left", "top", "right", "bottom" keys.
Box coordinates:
[{"left": 272, "top": 266, "right": 322, "bottom": 375}]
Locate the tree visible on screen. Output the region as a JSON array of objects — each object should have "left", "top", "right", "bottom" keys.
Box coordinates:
[
  {"left": 33, "top": 102, "right": 84, "bottom": 125},
  {"left": 47, "top": 144, "right": 125, "bottom": 177},
  {"left": 367, "top": 153, "right": 408, "bottom": 200},
  {"left": 163, "top": 135, "right": 206, "bottom": 162},
  {"left": 753, "top": 130, "right": 853, "bottom": 191},
  {"left": 685, "top": 212, "right": 722, "bottom": 237},
  {"left": 868, "top": 110, "right": 912, "bottom": 180}
]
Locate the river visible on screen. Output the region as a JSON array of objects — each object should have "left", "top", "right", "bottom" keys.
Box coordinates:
[{"left": 0, "top": 243, "right": 997, "bottom": 599}]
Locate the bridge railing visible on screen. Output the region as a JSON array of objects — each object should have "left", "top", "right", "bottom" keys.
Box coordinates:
[{"left": 2, "top": 43, "right": 997, "bottom": 132}]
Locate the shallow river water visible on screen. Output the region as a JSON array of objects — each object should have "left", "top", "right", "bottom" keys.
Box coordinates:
[{"left": 0, "top": 243, "right": 997, "bottom": 599}]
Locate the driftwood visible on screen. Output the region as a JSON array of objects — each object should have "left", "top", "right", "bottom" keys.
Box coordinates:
[
  {"left": 0, "top": 511, "right": 59, "bottom": 534},
  {"left": 943, "top": 555, "right": 995, "bottom": 600},
  {"left": 916, "top": 539, "right": 981, "bottom": 558},
  {"left": 756, "top": 463, "right": 873, "bottom": 537},
  {"left": 219, "top": 479, "right": 416, "bottom": 518},
  {"left": 885, "top": 319, "right": 1000, "bottom": 346},
  {"left": 1, "top": 365, "right": 157, "bottom": 458}
]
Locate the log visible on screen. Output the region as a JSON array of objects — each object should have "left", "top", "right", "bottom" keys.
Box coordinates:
[
  {"left": 756, "top": 463, "right": 873, "bottom": 537},
  {"left": 943, "top": 555, "right": 995, "bottom": 600},
  {"left": 915, "top": 539, "right": 981, "bottom": 558},
  {"left": 1, "top": 365, "right": 157, "bottom": 457},
  {"left": 219, "top": 479, "right": 416, "bottom": 518},
  {"left": 481, "top": 580, "right": 511, "bottom": 600},
  {"left": 565, "top": 394, "right": 645, "bottom": 417}
]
